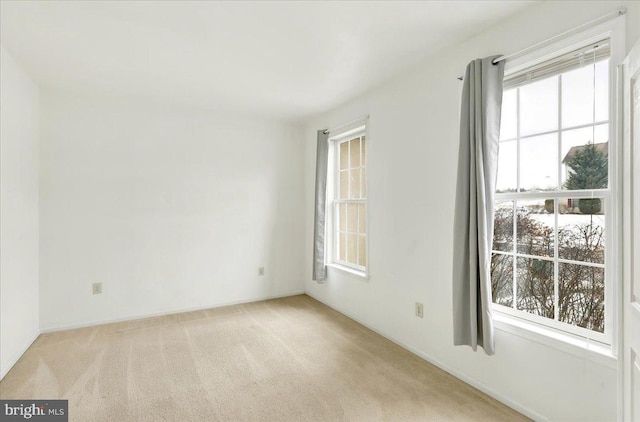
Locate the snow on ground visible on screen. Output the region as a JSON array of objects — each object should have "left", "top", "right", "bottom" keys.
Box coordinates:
[{"left": 529, "top": 213, "right": 605, "bottom": 229}]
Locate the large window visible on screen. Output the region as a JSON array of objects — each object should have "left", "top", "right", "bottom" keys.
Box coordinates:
[
  {"left": 492, "top": 40, "right": 613, "bottom": 343},
  {"left": 331, "top": 130, "right": 367, "bottom": 273}
]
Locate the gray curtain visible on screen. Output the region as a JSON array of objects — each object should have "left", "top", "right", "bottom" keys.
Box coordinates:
[
  {"left": 312, "top": 130, "right": 329, "bottom": 282},
  {"left": 452, "top": 56, "right": 505, "bottom": 355}
]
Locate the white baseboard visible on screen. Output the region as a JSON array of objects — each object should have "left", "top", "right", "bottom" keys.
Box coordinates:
[
  {"left": 40, "top": 291, "right": 305, "bottom": 334},
  {"left": 304, "top": 292, "right": 547, "bottom": 422},
  {"left": 1, "top": 330, "right": 40, "bottom": 381}
]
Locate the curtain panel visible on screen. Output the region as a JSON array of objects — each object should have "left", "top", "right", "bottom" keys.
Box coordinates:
[
  {"left": 312, "top": 130, "right": 329, "bottom": 282},
  {"left": 452, "top": 56, "right": 505, "bottom": 355}
]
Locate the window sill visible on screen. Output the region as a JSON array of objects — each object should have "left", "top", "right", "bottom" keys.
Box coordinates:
[
  {"left": 326, "top": 263, "right": 369, "bottom": 280},
  {"left": 493, "top": 312, "right": 616, "bottom": 369}
]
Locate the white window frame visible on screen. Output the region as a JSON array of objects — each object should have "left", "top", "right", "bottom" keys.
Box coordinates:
[
  {"left": 491, "top": 17, "right": 625, "bottom": 357},
  {"left": 326, "top": 125, "right": 368, "bottom": 278}
]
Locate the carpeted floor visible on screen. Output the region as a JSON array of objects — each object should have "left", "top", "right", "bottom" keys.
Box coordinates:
[{"left": 0, "top": 295, "right": 528, "bottom": 421}]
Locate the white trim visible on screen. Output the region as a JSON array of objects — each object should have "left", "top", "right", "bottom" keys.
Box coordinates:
[
  {"left": 329, "top": 126, "right": 369, "bottom": 276},
  {"left": 500, "top": 119, "right": 610, "bottom": 143},
  {"left": 504, "top": 17, "right": 625, "bottom": 80},
  {"left": 327, "top": 124, "right": 366, "bottom": 143},
  {"left": 619, "top": 30, "right": 638, "bottom": 422},
  {"left": 492, "top": 17, "right": 625, "bottom": 347},
  {"left": 496, "top": 189, "right": 609, "bottom": 200},
  {"left": 333, "top": 256, "right": 366, "bottom": 273},
  {"left": 493, "top": 312, "right": 616, "bottom": 369},
  {"left": 304, "top": 292, "right": 547, "bottom": 422},
  {"left": 325, "top": 115, "right": 369, "bottom": 137},
  {"left": 326, "top": 263, "right": 369, "bottom": 280},
  {"left": 0, "top": 330, "right": 40, "bottom": 381},
  {"left": 493, "top": 249, "right": 606, "bottom": 268},
  {"left": 494, "top": 296, "right": 610, "bottom": 344},
  {"left": 364, "top": 122, "right": 371, "bottom": 277},
  {"left": 494, "top": 8, "right": 625, "bottom": 67},
  {"left": 39, "top": 291, "right": 305, "bottom": 333}
]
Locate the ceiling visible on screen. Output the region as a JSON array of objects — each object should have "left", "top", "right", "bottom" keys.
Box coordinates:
[{"left": 1, "top": 1, "right": 537, "bottom": 120}]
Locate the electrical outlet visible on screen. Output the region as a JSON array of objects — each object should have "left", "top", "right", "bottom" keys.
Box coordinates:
[
  {"left": 92, "top": 282, "right": 102, "bottom": 295},
  {"left": 415, "top": 302, "right": 424, "bottom": 318},
  {"left": 258, "top": 267, "right": 265, "bottom": 276}
]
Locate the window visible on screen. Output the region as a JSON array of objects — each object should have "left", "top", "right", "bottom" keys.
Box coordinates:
[
  {"left": 330, "top": 129, "right": 367, "bottom": 273},
  {"left": 492, "top": 40, "right": 614, "bottom": 344}
]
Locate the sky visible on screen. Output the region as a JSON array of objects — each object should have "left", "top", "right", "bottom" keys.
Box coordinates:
[{"left": 496, "top": 59, "right": 609, "bottom": 193}]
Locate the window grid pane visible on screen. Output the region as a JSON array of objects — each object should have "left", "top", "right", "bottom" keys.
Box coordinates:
[
  {"left": 519, "top": 75, "right": 559, "bottom": 137},
  {"left": 350, "top": 138, "right": 360, "bottom": 168},
  {"left": 558, "top": 262, "right": 605, "bottom": 332},
  {"left": 516, "top": 257, "right": 555, "bottom": 320},
  {"left": 491, "top": 253, "right": 513, "bottom": 307},
  {"left": 358, "top": 235, "right": 366, "bottom": 267},
  {"left": 350, "top": 169, "right": 361, "bottom": 198},
  {"left": 340, "top": 142, "right": 348, "bottom": 170},
  {"left": 519, "top": 133, "right": 558, "bottom": 192},
  {"left": 339, "top": 171, "right": 348, "bottom": 199},
  {"left": 516, "top": 199, "right": 554, "bottom": 258}
]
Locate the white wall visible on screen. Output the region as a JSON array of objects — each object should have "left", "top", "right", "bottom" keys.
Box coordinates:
[
  {"left": 0, "top": 47, "right": 40, "bottom": 379},
  {"left": 303, "top": 2, "right": 640, "bottom": 421},
  {"left": 39, "top": 92, "right": 305, "bottom": 330},
  {"left": 626, "top": 2, "right": 640, "bottom": 53}
]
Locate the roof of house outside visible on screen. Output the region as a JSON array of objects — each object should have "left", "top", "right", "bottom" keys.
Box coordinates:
[{"left": 562, "top": 141, "right": 608, "bottom": 163}]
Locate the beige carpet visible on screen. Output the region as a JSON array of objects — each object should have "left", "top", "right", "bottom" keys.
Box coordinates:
[{"left": 0, "top": 295, "right": 528, "bottom": 421}]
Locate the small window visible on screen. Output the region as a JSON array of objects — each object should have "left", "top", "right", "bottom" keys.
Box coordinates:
[
  {"left": 330, "top": 129, "right": 367, "bottom": 273},
  {"left": 492, "top": 40, "right": 613, "bottom": 343}
]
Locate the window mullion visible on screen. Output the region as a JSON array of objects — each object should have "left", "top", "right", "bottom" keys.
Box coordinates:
[
  {"left": 496, "top": 189, "right": 610, "bottom": 201},
  {"left": 347, "top": 140, "right": 351, "bottom": 200},
  {"left": 554, "top": 75, "right": 562, "bottom": 322},
  {"left": 356, "top": 191, "right": 360, "bottom": 266},
  {"left": 360, "top": 135, "right": 364, "bottom": 199},
  {"left": 512, "top": 199, "right": 517, "bottom": 309},
  {"left": 558, "top": 75, "right": 563, "bottom": 191},
  {"left": 507, "top": 120, "right": 609, "bottom": 143},
  {"left": 335, "top": 143, "right": 340, "bottom": 263},
  {"left": 554, "top": 199, "right": 560, "bottom": 321},
  {"left": 513, "top": 86, "right": 521, "bottom": 309},
  {"left": 516, "top": 87, "right": 521, "bottom": 193}
]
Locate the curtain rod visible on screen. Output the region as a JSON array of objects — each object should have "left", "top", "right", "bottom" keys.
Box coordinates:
[
  {"left": 323, "top": 115, "right": 369, "bottom": 135},
  {"left": 491, "top": 7, "right": 625, "bottom": 65},
  {"left": 457, "top": 7, "right": 626, "bottom": 81}
]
